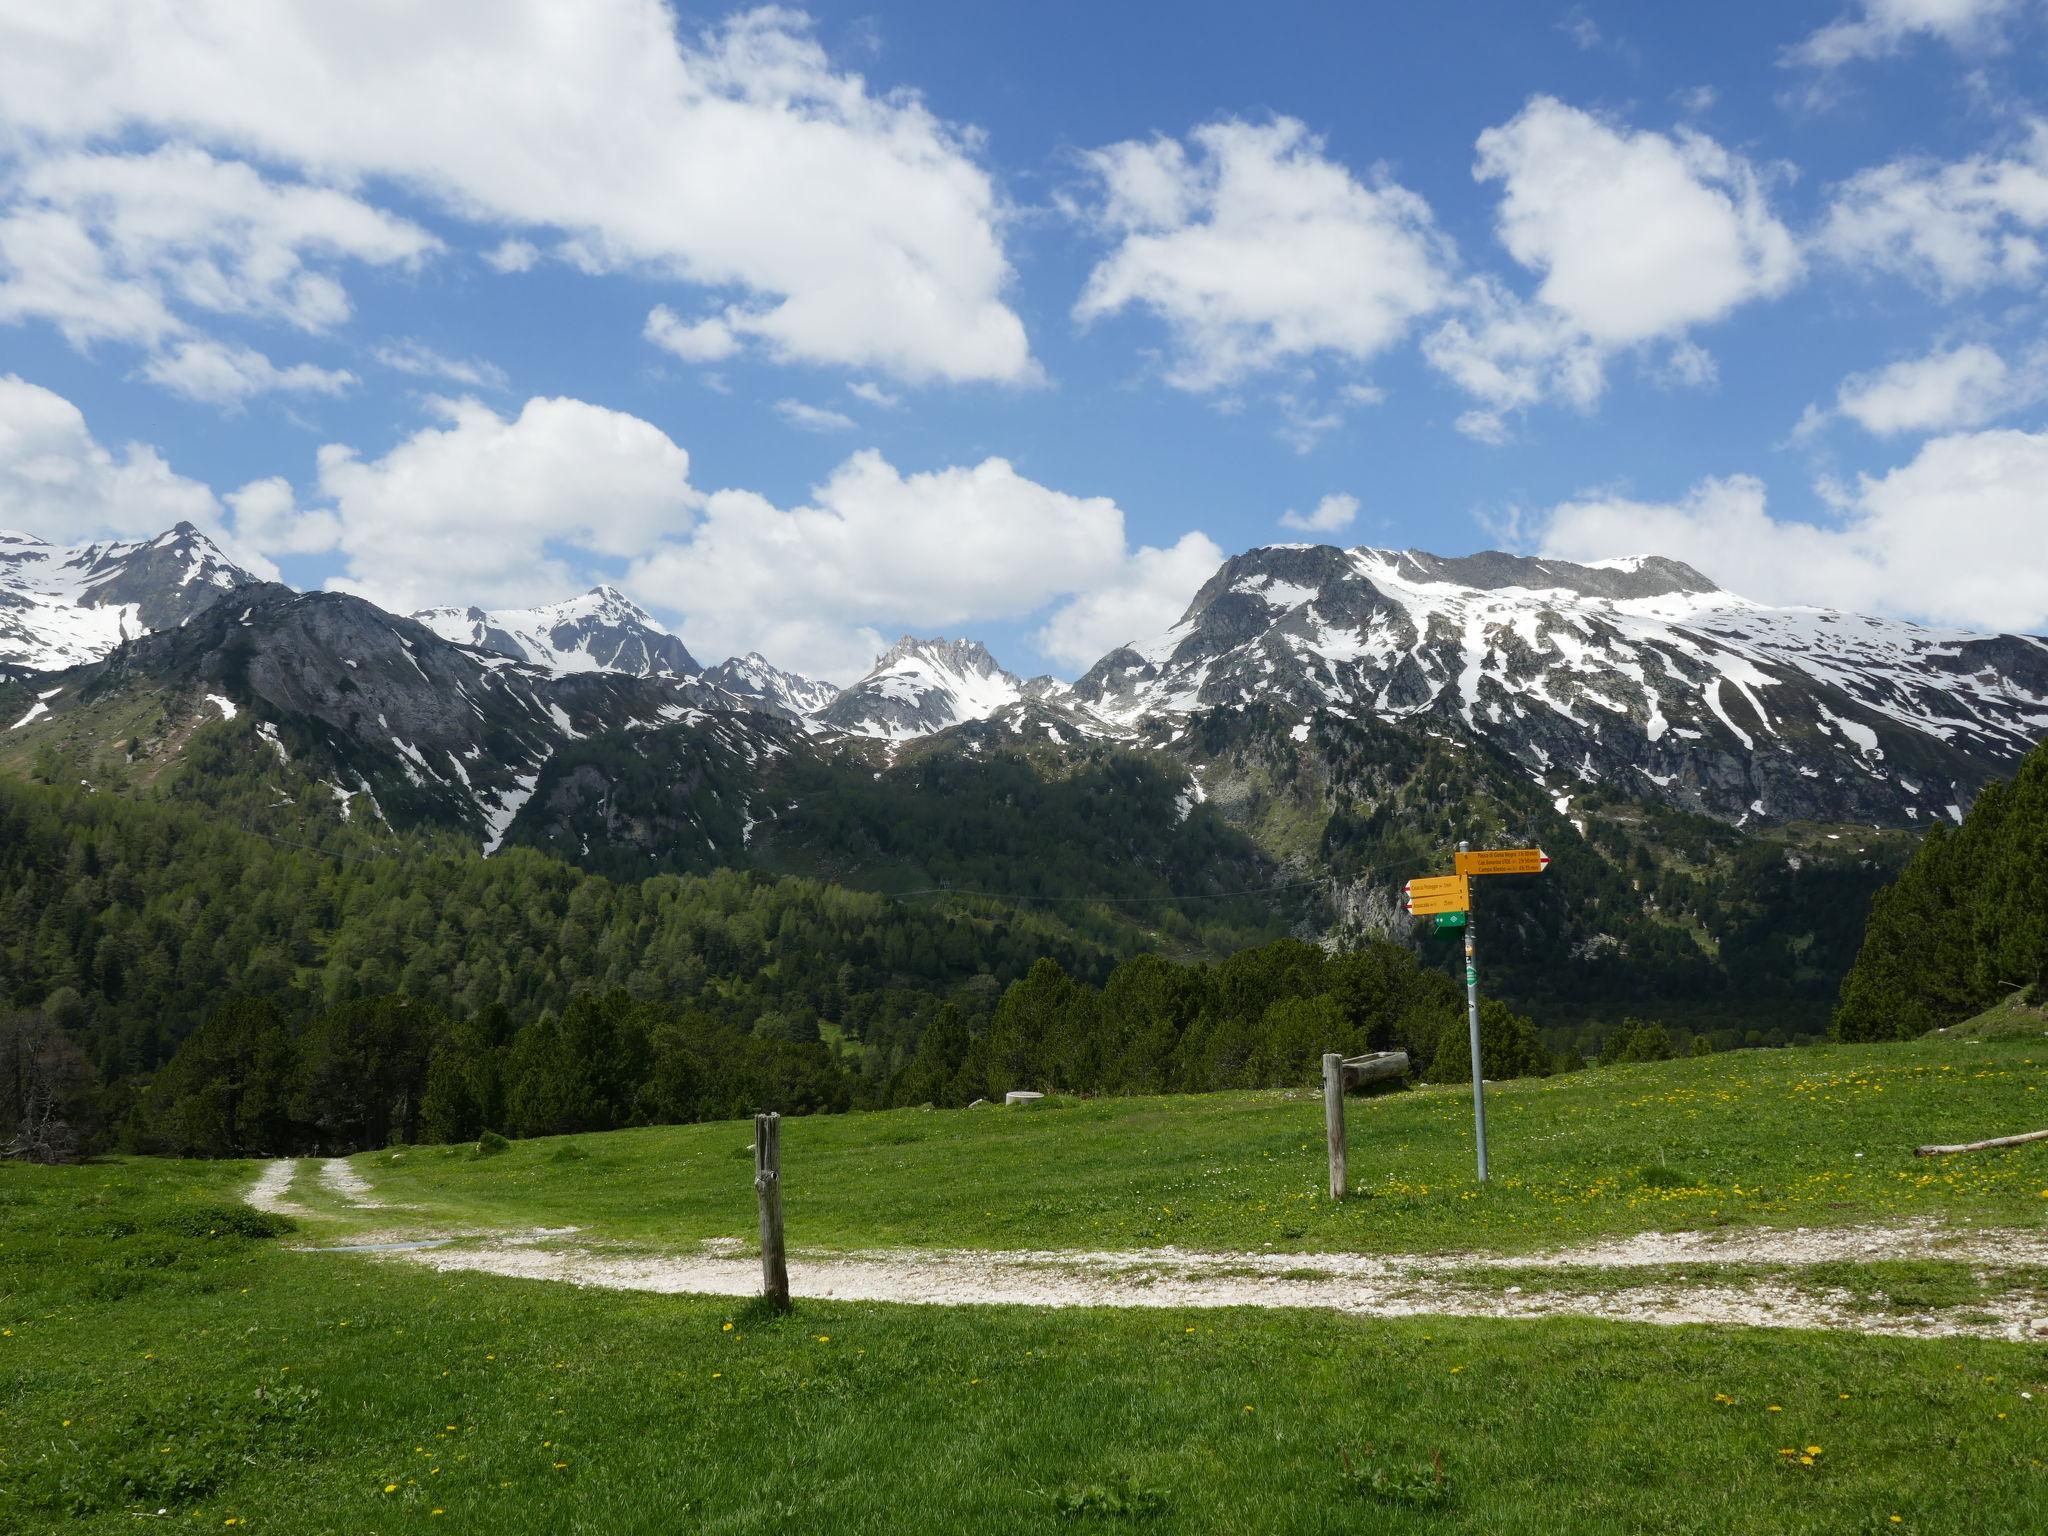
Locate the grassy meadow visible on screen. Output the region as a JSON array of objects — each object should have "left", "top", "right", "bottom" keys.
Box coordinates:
[
  {"left": 2, "top": 1156, "right": 2045, "bottom": 1535},
  {"left": 4, "top": 1029, "right": 2046, "bottom": 1533},
  {"left": 337, "top": 1029, "right": 2048, "bottom": 1256}
]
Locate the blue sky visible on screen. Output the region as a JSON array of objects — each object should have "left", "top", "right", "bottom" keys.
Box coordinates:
[{"left": 2, "top": 1, "right": 2046, "bottom": 680}]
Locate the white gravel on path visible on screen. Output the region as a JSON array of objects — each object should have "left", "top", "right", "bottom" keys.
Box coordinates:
[
  {"left": 317, "top": 1157, "right": 388, "bottom": 1208},
  {"left": 393, "top": 1222, "right": 2048, "bottom": 1344},
  {"left": 248, "top": 1161, "right": 2048, "bottom": 1342},
  {"left": 245, "top": 1159, "right": 310, "bottom": 1217}
]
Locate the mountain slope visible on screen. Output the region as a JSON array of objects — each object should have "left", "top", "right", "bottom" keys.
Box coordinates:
[
  {"left": 815, "top": 636, "right": 1026, "bottom": 738},
  {"left": 412, "top": 586, "right": 699, "bottom": 678},
  {"left": 1071, "top": 544, "right": 2048, "bottom": 827},
  {"left": 0, "top": 522, "right": 258, "bottom": 670}
]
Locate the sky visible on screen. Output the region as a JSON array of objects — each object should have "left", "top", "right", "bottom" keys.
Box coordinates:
[{"left": 2, "top": 0, "right": 2047, "bottom": 683}]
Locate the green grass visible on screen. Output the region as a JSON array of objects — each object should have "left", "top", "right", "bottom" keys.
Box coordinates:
[
  {"left": 348, "top": 1030, "right": 2048, "bottom": 1256},
  {"left": 1939, "top": 991, "right": 2048, "bottom": 1042},
  {"left": 5, "top": 1157, "right": 2048, "bottom": 1535}
]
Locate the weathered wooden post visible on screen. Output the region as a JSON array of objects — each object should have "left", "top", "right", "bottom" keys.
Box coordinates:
[
  {"left": 753, "top": 1111, "right": 789, "bottom": 1311},
  {"left": 1322, "top": 1052, "right": 1348, "bottom": 1200}
]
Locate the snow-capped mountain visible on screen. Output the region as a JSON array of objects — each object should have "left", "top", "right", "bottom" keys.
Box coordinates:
[
  {"left": 701, "top": 652, "right": 841, "bottom": 716},
  {"left": 813, "top": 636, "right": 1026, "bottom": 739},
  {"left": 0, "top": 522, "right": 257, "bottom": 670},
  {"left": 412, "top": 586, "right": 699, "bottom": 678},
  {"left": 1070, "top": 544, "right": 2048, "bottom": 825}
]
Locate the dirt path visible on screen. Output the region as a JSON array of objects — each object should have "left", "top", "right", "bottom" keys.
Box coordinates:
[
  {"left": 259, "top": 1162, "right": 2048, "bottom": 1342},
  {"left": 317, "top": 1157, "right": 388, "bottom": 1208},
  {"left": 245, "top": 1159, "right": 311, "bottom": 1217},
  {"left": 394, "top": 1228, "right": 2048, "bottom": 1343}
]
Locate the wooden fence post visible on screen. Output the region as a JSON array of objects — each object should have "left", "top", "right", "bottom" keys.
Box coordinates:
[
  {"left": 753, "top": 1111, "right": 789, "bottom": 1311},
  {"left": 1322, "top": 1052, "right": 1348, "bottom": 1201}
]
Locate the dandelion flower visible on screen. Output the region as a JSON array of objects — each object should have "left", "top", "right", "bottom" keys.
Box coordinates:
[
  {"left": 722, "top": 1322, "right": 734, "bottom": 1332},
  {"left": 1243, "top": 1405, "right": 1255, "bottom": 1413},
  {"left": 1806, "top": 1445, "right": 1822, "bottom": 1455},
  {"left": 384, "top": 1484, "right": 398, "bottom": 1494}
]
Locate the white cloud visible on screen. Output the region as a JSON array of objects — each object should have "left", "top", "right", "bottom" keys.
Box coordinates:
[
  {"left": 483, "top": 238, "right": 539, "bottom": 274},
  {"left": 0, "top": 5, "right": 1033, "bottom": 384},
  {"left": 1425, "top": 98, "right": 1799, "bottom": 428},
  {"left": 1533, "top": 430, "right": 2048, "bottom": 631},
  {"left": 0, "top": 144, "right": 429, "bottom": 400},
  {"left": 372, "top": 338, "right": 509, "bottom": 391},
  {"left": 1279, "top": 492, "right": 1360, "bottom": 534},
  {"left": 141, "top": 339, "right": 355, "bottom": 407},
  {"left": 1787, "top": 0, "right": 2021, "bottom": 68},
  {"left": 1035, "top": 532, "right": 1226, "bottom": 670},
  {"left": 775, "top": 398, "right": 856, "bottom": 433},
  {"left": 225, "top": 475, "right": 339, "bottom": 558},
  {"left": 1827, "top": 342, "right": 2030, "bottom": 434},
  {"left": 315, "top": 395, "right": 698, "bottom": 614},
  {"left": 0, "top": 374, "right": 224, "bottom": 543},
  {"left": 1073, "top": 117, "right": 1455, "bottom": 390},
  {"left": 1818, "top": 123, "right": 2048, "bottom": 295},
  {"left": 643, "top": 304, "right": 740, "bottom": 364},
  {"left": 1475, "top": 98, "right": 1801, "bottom": 346},
  {"left": 847, "top": 380, "right": 901, "bottom": 408},
  {"left": 628, "top": 449, "right": 1144, "bottom": 679}
]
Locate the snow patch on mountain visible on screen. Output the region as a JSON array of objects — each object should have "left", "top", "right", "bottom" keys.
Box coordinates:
[
  {"left": 0, "top": 522, "right": 256, "bottom": 670},
  {"left": 813, "top": 637, "right": 1027, "bottom": 740},
  {"left": 413, "top": 586, "right": 698, "bottom": 678}
]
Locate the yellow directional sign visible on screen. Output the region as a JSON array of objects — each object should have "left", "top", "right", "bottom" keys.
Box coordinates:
[
  {"left": 1404, "top": 874, "right": 1470, "bottom": 915},
  {"left": 1455, "top": 847, "right": 1551, "bottom": 877}
]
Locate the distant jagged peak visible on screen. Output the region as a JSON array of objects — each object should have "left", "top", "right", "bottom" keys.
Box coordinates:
[
  {"left": 410, "top": 584, "right": 696, "bottom": 678},
  {"left": 870, "top": 633, "right": 1008, "bottom": 677},
  {"left": 813, "top": 633, "right": 1025, "bottom": 740}
]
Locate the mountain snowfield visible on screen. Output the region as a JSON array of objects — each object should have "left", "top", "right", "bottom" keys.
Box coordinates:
[
  {"left": 1069, "top": 545, "right": 2048, "bottom": 825},
  {"left": 0, "top": 523, "right": 254, "bottom": 671},
  {"left": 5, "top": 521, "right": 2046, "bottom": 831},
  {"left": 412, "top": 587, "right": 700, "bottom": 678}
]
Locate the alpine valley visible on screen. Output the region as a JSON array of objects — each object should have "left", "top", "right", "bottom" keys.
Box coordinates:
[{"left": 5, "top": 520, "right": 2046, "bottom": 1057}]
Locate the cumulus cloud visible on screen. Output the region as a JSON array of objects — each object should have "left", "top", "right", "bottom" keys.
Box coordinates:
[
  {"left": 0, "top": 144, "right": 430, "bottom": 401},
  {"left": 483, "top": 238, "right": 540, "bottom": 274},
  {"left": 0, "top": 4, "right": 1032, "bottom": 384},
  {"left": 643, "top": 304, "right": 741, "bottom": 364},
  {"left": 1073, "top": 117, "right": 1455, "bottom": 391},
  {"left": 775, "top": 398, "right": 856, "bottom": 433},
  {"left": 1534, "top": 429, "right": 2048, "bottom": 631},
  {"left": 1817, "top": 122, "right": 2048, "bottom": 295},
  {"left": 1279, "top": 493, "right": 1360, "bottom": 534},
  {"left": 629, "top": 450, "right": 1145, "bottom": 679},
  {"left": 0, "top": 374, "right": 224, "bottom": 542},
  {"left": 1816, "top": 342, "right": 2036, "bottom": 436},
  {"left": 1786, "top": 0, "right": 2021, "bottom": 68},
  {"left": 1425, "top": 98, "right": 1798, "bottom": 431},
  {"left": 313, "top": 396, "right": 698, "bottom": 614},
  {"left": 1034, "top": 532, "right": 1226, "bottom": 670}
]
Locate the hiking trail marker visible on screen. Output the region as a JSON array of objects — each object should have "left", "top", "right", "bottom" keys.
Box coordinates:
[{"left": 1414, "top": 844, "right": 1550, "bottom": 1184}]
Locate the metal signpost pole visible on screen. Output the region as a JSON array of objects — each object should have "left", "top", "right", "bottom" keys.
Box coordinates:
[{"left": 1459, "top": 840, "right": 1489, "bottom": 1183}]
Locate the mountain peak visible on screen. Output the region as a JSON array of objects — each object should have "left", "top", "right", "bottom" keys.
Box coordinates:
[
  {"left": 815, "top": 635, "right": 1022, "bottom": 739},
  {"left": 0, "top": 521, "right": 258, "bottom": 671}
]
